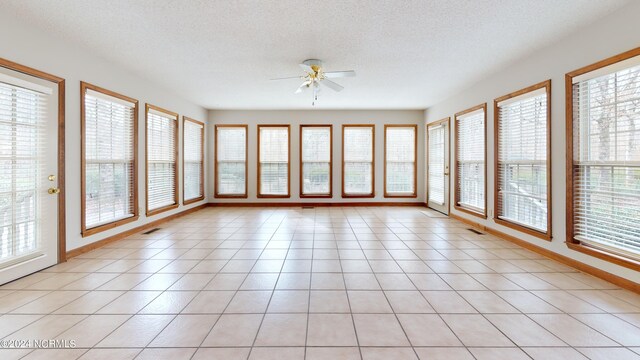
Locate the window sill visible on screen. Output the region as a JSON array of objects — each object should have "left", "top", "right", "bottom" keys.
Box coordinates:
[
  {"left": 494, "top": 217, "right": 551, "bottom": 241},
  {"left": 342, "top": 193, "right": 375, "bottom": 198},
  {"left": 384, "top": 193, "right": 417, "bottom": 198},
  {"left": 300, "top": 193, "right": 333, "bottom": 199},
  {"left": 214, "top": 193, "right": 248, "bottom": 199},
  {"left": 146, "top": 203, "right": 179, "bottom": 217},
  {"left": 81, "top": 215, "right": 139, "bottom": 238},
  {"left": 257, "top": 194, "right": 290, "bottom": 199},
  {"left": 183, "top": 196, "right": 205, "bottom": 205},
  {"left": 454, "top": 205, "right": 487, "bottom": 219},
  {"left": 567, "top": 241, "right": 640, "bottom": 272}
]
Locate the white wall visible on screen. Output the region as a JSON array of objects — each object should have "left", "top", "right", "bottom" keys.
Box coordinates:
[
  {"left": 425, "top": 2, "right": 640, "bottom": 282},
  {"left": 0, "top": 12, "right": 209, "bottom": 251},
  {"left": 208, "top": 110, "right": 425, "bottom": 203}
]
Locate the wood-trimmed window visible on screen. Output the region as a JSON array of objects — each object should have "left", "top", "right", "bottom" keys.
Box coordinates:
[
  {"left": 454, "top": 104, "right": 487, "bottom": 218},
  {"left": 342, "top": 124, "right": 375, "bottom": 198},
  {"left": 215, "top": 124, "right": 248, "bottom": 198},
  {"left": 300, "top": 125, "right": 332, "bottom": 198},
  {"left": 494, "top": 80, "right": 552, "bottom": 240},
  {"left": 258, "top": 125, "right": 290, "bottom": 198},
  {"left": 81, "top": 82, "right": 138, "bottom": 237},
  {"left": 183, "top": 117, "right": 204, "bottom": 205},
  {"left": 384, "top": 124, "right": 417, "bottom": 198},
  {"left": 145, "top": 104, "right": 178, "bottom": 216},
  {"left": 566, "top": 47, "right": 640, "bottom": 270}
]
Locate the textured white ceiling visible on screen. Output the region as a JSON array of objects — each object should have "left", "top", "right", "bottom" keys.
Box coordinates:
[{"left": 1, "top": 0, "right": 629, "bottom": 109}]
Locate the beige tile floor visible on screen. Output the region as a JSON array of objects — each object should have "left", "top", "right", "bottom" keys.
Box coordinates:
[{"left": 1, "top": 206, "right": 639, "bottom": 359}]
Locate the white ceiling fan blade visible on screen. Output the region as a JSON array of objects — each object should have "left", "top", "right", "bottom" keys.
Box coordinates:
[
  {"left": 323, "top": 70, "right": 356, "bottom": 78},
  {"left": 320, "top": 79, "right": 344, "bottom": 92},
  {"left": 299, "top": 63, "right": 315, "bottom": 74},
  {"left": 270, "top": 75, "right": 302, "bottom": 81},
  {"left": 295, "top": 81, "right": 311, "bottom": 94}
]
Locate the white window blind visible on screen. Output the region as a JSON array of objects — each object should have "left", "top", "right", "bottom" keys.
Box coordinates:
[
  {"left": 259, "top": 126, "right": 289, "bottom": 196},
  {"left": 428, "top": 124, "right": 445, "bottom": 205},
  {"left": 573, "top": 59, "right": 640, "bottom": 258},
  {"left": 147, "top": 107, "right": 177, "bottom": 212},
  {"left": 183, "top": 119, "right": 203, "bottom": 202},
  {"left": 84, "top": 88, "right": 136, "bottom": 229},
  {"left": 343, "top": 126, "right": 374, "bottom": 196},
  {"left": 0, "top": 80, "right": 47, "bottom": 262},
  {"left": 301, "top": 126, "right": 331, "bottom": 195},
  {"left": 497, "top": 88, "right": 548, "bottom": 232},
  {"left": 456, "top": 109, "right": 485, "bottom": 213},
  {"left": 216, "top": 126, "right": 247, "bottom": 196},
  {"left": 385, "top": 126, "right": 416, "bottom": 195}
]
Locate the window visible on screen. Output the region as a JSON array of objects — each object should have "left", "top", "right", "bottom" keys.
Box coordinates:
[
  {"left": 81, "top": 82, "right": 138, "bottom": 236},
  {"left": 183, "top": 117, "right": 204, "bottom": 204},
  {"left": 146, "top": 104, "right": 178, "bottom": 215},
  {"left": 343, "top": 125, "right": 374, "bottom": 197},
  {"left": 215, "top": 125, "right": 248, "bottom": 198},
  {"left": 567, "top": 48, "right": 640, "bottom": 267},
  {"left": 300, "top": 125, "right": 332, "bottom": 197},
  {"left": 495, "top": 81, "right": 551, "bottom": 239},
  {"left": 455, "top": 104, "right": 486, "bottom": 217},
  {"left": 258, "top": 125, "right": 290, "bottom": 197},
  {"left": 384, "top": 125, "right": 417, "bottom": 197}
]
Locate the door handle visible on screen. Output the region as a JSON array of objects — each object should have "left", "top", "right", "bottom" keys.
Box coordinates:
[
  {"left": 444, "top": 172, "right": 449, "bottom": 176},
  {"left": 48, "top": 188, "right": 60, "bottom": 194}
]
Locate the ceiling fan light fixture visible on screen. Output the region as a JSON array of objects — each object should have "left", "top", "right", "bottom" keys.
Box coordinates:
[{"left": 272, "top": 59, "right": 355, "bottom": 105}]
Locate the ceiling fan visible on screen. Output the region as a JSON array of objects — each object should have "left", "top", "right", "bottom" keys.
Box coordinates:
[{"left": 271, "top": 59, "right": 356, "bottom": 105}]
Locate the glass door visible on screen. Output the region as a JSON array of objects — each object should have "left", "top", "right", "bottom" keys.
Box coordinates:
[
  {"left": 427, "top": 119, "right": 449, "bottom": 214},
  {"left": 0, "top": 66, "right": 59, "bottom": 285}
]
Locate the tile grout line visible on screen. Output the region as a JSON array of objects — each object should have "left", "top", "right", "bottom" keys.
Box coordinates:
[
  {"left": 246, "top": 209, "right": 291, "bottom": 358},
  {"left": 359, "top": 207, "right": 437, "bottom": 358},
  {"left": 302, "top": 208, "right": 316, "bottom": 360},
  {"left": 337, "top": 207, "right": 364, "bottom": 360}
]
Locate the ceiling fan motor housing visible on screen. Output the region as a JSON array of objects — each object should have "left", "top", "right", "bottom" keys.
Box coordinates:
[
  {"left": 302, "top": 59, "right": 323, "bottom": 67},
  {"left": 303, "top": 59, "right": 324, "bottom": 78}
]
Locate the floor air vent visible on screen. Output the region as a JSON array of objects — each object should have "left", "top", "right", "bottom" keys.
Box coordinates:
[
  {"left": 467, "top": 228, "right": 483, "bottom": 235},
  {"left": 143, "top": 228, "right": 161, "bottom": 235}
]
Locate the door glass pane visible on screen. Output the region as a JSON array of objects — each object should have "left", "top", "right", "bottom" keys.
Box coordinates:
[
  {"left": 428, "top": 124, "right": 445, "bottom": 205},
  {"left": 0, "top": 82, "right": 45, "bottom": 264}
]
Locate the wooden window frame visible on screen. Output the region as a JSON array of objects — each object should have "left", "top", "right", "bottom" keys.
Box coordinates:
[
  {"left": 426, "top": 117, "right": 450, "bottom": 213},
  {"left": 300, "top": 124, "right": 333, "bottom": 198},
  {"left": 454, "top": 103, "right": 488, "bottom": 218},
  {"left": 494, "top": 80, "right": 552, "bottom": 241},
  {"left": 214, "top": 124, "right": 248, "bottom": 198},
  {"left": 565, "top": 47, "right": 640, "bottom": 271},
  {"left": 0, "top": 57, "right": 66, "bottom": 262},
  {"left": 80, "top": 82, "right": 139, "bottom": 237},
  {"left": 145, "top": 103, "right": 179, "bottom": 216},
  {"left": 257, "top": 124, "right": 291, "bottom": 198},
  {"left": 182, "top": 116, "right": 205, "bottom": 205},
  {"left": 384, "top": 124, "right": 418, "bottom": 198},
  {"left": 342, "top": 124, "right": 375, "bottom": 198}
]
